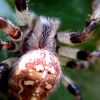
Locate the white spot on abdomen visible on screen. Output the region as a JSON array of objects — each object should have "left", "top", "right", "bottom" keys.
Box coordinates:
[{"left": 24, "top": 80, "right": 34, "bottom": 85}]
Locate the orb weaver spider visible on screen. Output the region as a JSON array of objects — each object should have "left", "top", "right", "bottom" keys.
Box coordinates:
[{"left": 0, "top": 0, "right": 100, "bottom": 100}]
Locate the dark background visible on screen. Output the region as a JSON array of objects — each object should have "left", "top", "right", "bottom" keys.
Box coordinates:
[{"left": 0, "top": 0, "right": 100, "bottom": 100}]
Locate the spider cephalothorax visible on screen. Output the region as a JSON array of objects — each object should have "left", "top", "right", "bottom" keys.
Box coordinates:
[{"left": 0, "top": 0, "right": 100, "bottom": 100}]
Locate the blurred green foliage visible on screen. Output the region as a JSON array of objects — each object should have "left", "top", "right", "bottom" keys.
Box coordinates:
[{"left": 0, "top": 0, "right": 100, "bottom": 100}]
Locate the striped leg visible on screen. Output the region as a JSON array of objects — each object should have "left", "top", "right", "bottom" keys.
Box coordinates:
[
  {"left": 59, "top": 56, "right": 90, "bottom": 69},
  {"left": 57, "top": 19, "right": 96, "bottom": 44},
  {"left": 0, "top": 17, "right": 22, "bottom": 41},
  {"left": 66, "top": 60, "right": 90, "bottom": 69},
  {"left": 61, "top": 75, "right": 82, "bottom": 100},
  {"left": 57, "top": 1, "right": 100, "bottom": 44},
  {"left": 58, "top": 47, "right": 100, "bottom": 69},
  {"left": 0, "top": 40, "right": 19, "bottom": 52},
  {"left": 58, "top": 47, "right": 100, "bottom": 62},
  {"left": 15, "top": 0, "right": 37, "bottom": 28}
]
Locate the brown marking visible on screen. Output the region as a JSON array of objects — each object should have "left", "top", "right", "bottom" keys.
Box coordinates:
[
  {"left": 70, "top": 20, "right": 96, "bottom": 43},
  {"left": 3, "top": 26, "right": 21, "bottom": 39},
  {"left": 9, "top": 72, "right": 57, "bottom": 100},
  {"left": 9, "top": 65, "right": 59, "bottom": 100},
  {"left": 9, "top": 28, "right": 22, "bottom": 39},
  {"left": 6, "top": 41, "right": 16, "bottom": 50},
  {"left": 0, "top": 41, "right": 16, "bottom": 50},
  {"left": 70, "top": 32, "right": 90, "bottom": 43},
  {"left": 0, "top": 17, "right": 22, "bottom": 40}
]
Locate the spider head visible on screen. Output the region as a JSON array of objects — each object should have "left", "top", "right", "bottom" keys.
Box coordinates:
[{"left": 8, "top": 49, "right": 61, "bottom": 100}]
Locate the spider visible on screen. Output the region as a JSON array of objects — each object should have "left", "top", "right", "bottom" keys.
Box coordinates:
[{"left": 0, "top": 0, "right": 100, "bottom": 100}]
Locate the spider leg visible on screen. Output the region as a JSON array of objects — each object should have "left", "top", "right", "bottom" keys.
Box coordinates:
[
  {"left": 57, "top": 46, "right": 100, "bottom": 62},
  {"left": 15, "top": 0, "right": 37, "bottom": 28},
  {"left": 90, "top": 0, "right": 100, "bottom": 25},
  {"left": 61, "top": 75, "right": 82, "bottom": 100},
  {"left": 0, "top": 57, "right": 18, "bottom": 92},
  {"left": 0, "top": 16, "right": 22, "bottom": 41},
  {"left": 59, "top": 56, "right": 90, "bottom": 69},
  {"left": 0, "top": 57, "right": 18, "bottom": 76},
  {"left": 0, "top": 40, "right": 19, "bottom": 52},
  {"left": 0, "top": 63, "right": 9, "bottom": 78},
  {"left": 57, "top": 18, "right": 96, "bottom": 44},
  {"left": 0, "top": 63, "right": 10, "bottom": 93},
  {"left": 66, "top": 60, "right": 90, "bottom": 69},
  {"left": 57, "top": 1, "right": 100, "bottom": 44}
]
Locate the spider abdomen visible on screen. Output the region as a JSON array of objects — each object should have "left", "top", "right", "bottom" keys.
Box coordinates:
[{"left": 8, "top": 49, "right": 61, "bottom": 100}]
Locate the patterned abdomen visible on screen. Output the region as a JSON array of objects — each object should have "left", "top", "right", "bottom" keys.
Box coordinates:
[{"left": 8, "top": 49, "right": 61, "bottom": 100}]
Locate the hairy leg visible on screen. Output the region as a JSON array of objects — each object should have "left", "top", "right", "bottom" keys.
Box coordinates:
[
  {"left": 61, "top": 75, "right": 82, "bottom": 100},
  {"left": 57, "top": 47, "right": 100, "bottom": 62},
  {"left": 15, "top": 0, "right": 37, "bottom": 28},
  {"left": 0, "top": 16, "right": 22, "bottom": 41},
  {"left": 0, "top": 57, "right": 18, "bottom": 92},
  {"left": 0, "top": 40, "right": 19, "bottom": 52},
  {"left": 57, "top": 1, "right": 100, "bottom": 44}
]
